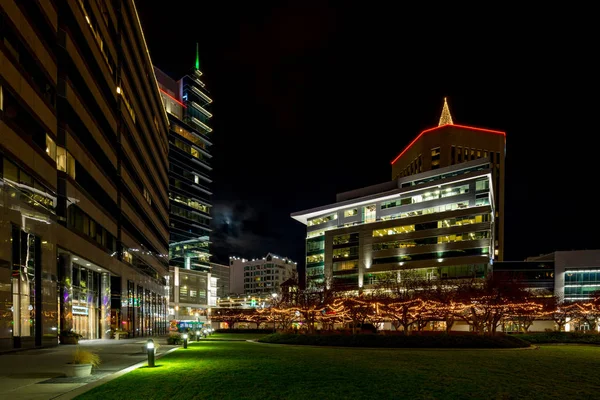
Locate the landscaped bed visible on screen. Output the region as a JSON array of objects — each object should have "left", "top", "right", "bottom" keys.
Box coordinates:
[{"left": 515, "top": 331, "right": 600, "bottom": 345}]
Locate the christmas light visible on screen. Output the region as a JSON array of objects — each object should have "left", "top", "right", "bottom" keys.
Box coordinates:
[{"left": 438, "top": 97, "right": 454, "bottom": 126}]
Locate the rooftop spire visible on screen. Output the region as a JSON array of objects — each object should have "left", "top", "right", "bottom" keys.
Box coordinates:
[
  {"left": 438, "top": 97, "right": 454, "bottom": 126},
  {"left": 195, "top": 42, "right": 200, "bottom": 70}
]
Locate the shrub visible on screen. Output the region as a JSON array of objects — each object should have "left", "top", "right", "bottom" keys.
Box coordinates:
[
  {"left": 60, "top": 330, "right": 83, "bottom": 339},
  {"left": 257, "top": 333, "right": 531, "bottom": 349},
  {"left": 71, "top": 346, "right": 101, "bottom": 367},
  {"left": 215, "top": 328, "right": 273, "bottom": 334},
  {"left": 517, "top": 331, "right": 600, "bottom": 344},
  {"left": 167, "top": 332, "right": 182, "bottom": 345}
]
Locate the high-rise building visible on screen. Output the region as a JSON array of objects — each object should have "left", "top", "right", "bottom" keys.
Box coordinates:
[
  {"left": 292, "top": 159, "right": 495, "bottom": 292},
  {"left": 390, "top": 99, "right": 506, "bottom": 260},
  {"left": 154, "top": 49, "right": 212, "bottom": 272},
  {"left": 229, "top": 253, "right": 298, "bottom": 296},
  {"left": 0, "top": 0, "right": 170, "bottom": 350}
]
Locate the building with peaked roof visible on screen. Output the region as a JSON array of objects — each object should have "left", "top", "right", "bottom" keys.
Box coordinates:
[
  {"left": 390, "top": 99, "right": 506, "bottom": 261},
  {"left": 229, "top": 253, "right": 298, "bottom": 296}
]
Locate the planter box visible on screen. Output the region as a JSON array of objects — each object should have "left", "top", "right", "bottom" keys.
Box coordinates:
[
  {"left": 65, "top": 363, "right": 92, "bottom": 377},
  {"left": 60, "top": 336, "right": 79, "bottom": 345}
]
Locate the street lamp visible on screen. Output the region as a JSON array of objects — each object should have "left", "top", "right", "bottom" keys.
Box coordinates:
[
  {"left": 146, "top": 339, "right": 155, "bottom": 367},
  {"left": 183, "top": 333, "right": 188, "bottom": 349}
]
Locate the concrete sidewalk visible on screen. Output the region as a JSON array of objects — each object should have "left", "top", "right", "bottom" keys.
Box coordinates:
[{"left": 0, "top": 337, "right": 179, "bottom": 400}]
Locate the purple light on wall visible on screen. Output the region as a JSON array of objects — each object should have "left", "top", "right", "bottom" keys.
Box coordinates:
[{"left": 63, "top": 288, "right": 70, "bottom": 303}]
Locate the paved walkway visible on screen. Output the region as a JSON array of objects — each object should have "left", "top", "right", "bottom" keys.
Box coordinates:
[{"left": 0, "top": 337, "right": 179, "bottom": 400}]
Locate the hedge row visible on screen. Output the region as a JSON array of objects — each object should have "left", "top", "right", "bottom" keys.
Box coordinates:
[
  {"left": 257, "top": 333, "right": 531, "bottom": 348},
  {"left": 515, "top": 332, "right": 600, "bottom": 344},
  {"left": 215, "top": 328, "right": 274, "bottom": 334}
]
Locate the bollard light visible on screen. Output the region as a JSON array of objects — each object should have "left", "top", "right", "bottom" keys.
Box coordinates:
[
  {"left": 196, "top": 330, "right": 201, "bottom": 341},
  {"left": 146, "top": 339, "right": 155, "bottom": 367},
  {"left": 183, "top": 333, "right": 188, "bottom": 349}
]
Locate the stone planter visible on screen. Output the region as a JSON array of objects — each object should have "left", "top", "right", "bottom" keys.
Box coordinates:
[
  {"left": 65, "top": 363, "right": 93, "bottom": 377},
  {"left": 60, "top": 336, "right": 79, "bottom": 345}
]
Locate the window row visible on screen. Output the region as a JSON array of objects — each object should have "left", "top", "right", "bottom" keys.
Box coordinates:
[
  {"left": 372, "top": 247, "right": 489, "bottom": 265},
  {"left": 333, "top": 260, "right": 359, "bottom": 272},
  {"left": 77, "top": 0, "right": 115, "bottom": 75},
  {"left": 308, "top": 213, "right": 338, "bottom": 227},
  {"left": 172, "top": 123, "right": 208, "bottom": 150},
  {"left": 333, "top": 246, "right": 359, "bottom": 260},
  {"left": 333, "top": 232, "right": 359, "bottom": 245},
  {"left": 307, "top": 254, "right": 324, "bottom": 264},
  {"left": 170, "top": 193, "right": 210, "bottom": 214},
  {"left": 172, "top": 137, "right": 209, "bottom": 163},
  {"left": 171, "top": 204, "right": 210, "bottom": 226},
  {"left": 2, "top": 156, "right": 56, "bottom": 212},
  {"left": 438, "top": 213, "right": 490, "bottom": 228},
  {"left": 381, "top": 184, "right": 470, "bottom": 212},
  {"left": 67, "top": 205, "right": 117, "bottom": 253},
  {"left": 380, "top": 200, "right": 471, "bottom": 222},
  {"left": 372, "top": 230, "right": 490, "bottom": 251}
]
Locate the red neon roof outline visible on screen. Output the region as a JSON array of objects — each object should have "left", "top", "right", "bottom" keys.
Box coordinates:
[
  {"left": 390, "top": 124, "right": 506, "bottom": 165},
  {"left": 159, "top": 88, "right": 187, "bottom": 108}
]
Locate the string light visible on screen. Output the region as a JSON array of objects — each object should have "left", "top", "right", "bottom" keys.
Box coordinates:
[{"left": 211, "top": 291, "right": 600, "bottom": 333}]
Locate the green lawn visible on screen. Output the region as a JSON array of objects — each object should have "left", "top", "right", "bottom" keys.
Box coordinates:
[
  {"left": 204, "top": 332, "right": 271, "bottom": 341},
  {"left": 77, "top": 342, "right": 600, "bottom": 400}
]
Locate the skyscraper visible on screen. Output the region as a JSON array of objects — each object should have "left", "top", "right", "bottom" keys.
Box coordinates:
[
  {"left": 154, "top": 49, "right": 215, "bottom": 324},
  {"left": 390, "top": 99, "right": 506, "bottom": 260},
  {"left": 1, "top": 0, "right": 170, "bottom": 349},
  {"left": 154, "top": 46, "right": 213, "bottom": 272}
]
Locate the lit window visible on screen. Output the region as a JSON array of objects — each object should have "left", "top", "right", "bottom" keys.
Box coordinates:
[
  {"left": 194, "top": 175, "right": 199, "bottom": 184},
  {"left": 344, "top": 209, "right": 357, "bottom": 217},
  {"left": 56, "top": 146, "right": 76, "bottom": 179},
  {"left": 46, "top": 134, "right": 57, "bottom": 163}
]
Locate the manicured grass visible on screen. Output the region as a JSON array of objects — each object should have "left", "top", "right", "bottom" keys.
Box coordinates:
[
  {"left": 204, "top": 332, "right": 271, "bottom": 341},
  {"left": 76, "top": 341, "right": 600, "bottom": 400}
]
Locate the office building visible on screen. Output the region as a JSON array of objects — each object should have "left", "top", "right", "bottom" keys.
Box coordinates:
[
  {"left": 229, "top": 253, "right": 298, "bottom": 295},
  {"left": 210, "top": 262, "right": 230, "bottom": 298},
  {"left": 390, "top": 99, "right": 506, "bottom": 260},
  {"left": 292, "top": 160, "right": 495, "bottom": 291},
  {"left": 168, "top": 266, "right": 217, "bottom": 326},
  {"left": 0, "top": 0, "right": 170, "bottom": 350},
  {"left": 495, "top": 250, "right": 600, "bottom": 302},
  {"left": 154, "top": 47, "right": 212, "bottom": 272}
]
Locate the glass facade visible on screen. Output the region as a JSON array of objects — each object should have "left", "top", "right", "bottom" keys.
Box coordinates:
[
  {"left": 297, "top": 165, "right": 494, "bottom": 291},
  {"left": 155, "top": 66, "right": 212, "bottom": 273},
  {"left": 564, "top": 269, "right": 600, "bottom": 301}
]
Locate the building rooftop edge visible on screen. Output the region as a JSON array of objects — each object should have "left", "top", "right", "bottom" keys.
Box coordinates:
[
  {"left": 391, "top": 124, "right": 506, "bottom": 165},
  {"left": 291, "top": 159, "right": 491, "bottom": 224}
]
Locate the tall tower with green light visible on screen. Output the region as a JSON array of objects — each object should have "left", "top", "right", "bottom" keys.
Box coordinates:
[{"left": 154, "top": 44, "right": 214, "bottom": 271}]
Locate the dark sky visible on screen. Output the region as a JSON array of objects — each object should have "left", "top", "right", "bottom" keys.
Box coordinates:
[{"left": 136, "top": 3, "right": 599, "bottom": 277}]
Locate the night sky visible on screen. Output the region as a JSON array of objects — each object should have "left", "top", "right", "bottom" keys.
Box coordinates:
[{"left": 136, "top": 3, "right": 598, "bottom": 278}]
